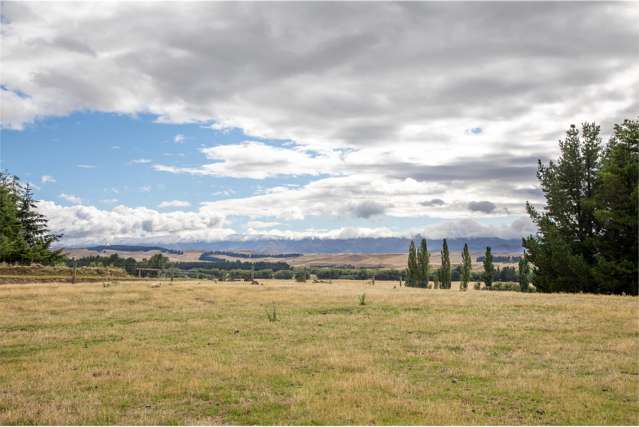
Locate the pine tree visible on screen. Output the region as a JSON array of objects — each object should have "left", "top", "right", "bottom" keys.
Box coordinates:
[
  {"left": 592, "top": 119, "right": 638, "bottom": 294},
  {"left": 522, "top": 121, "right": 637, "bottom": 293},
  {"left": 460, "top": 243, "right": 471, "bottom": 290},
  {"left": 439, "top": 238, "right": 451, "bottom": 289},
  {"left": 406, "top": 240, "right": 418, "bottom": 287},
  {"left": 416, "top": 238, "right": 429, "bottom": 288},
  {"left": 483, "top": 246, "right": 495, "bottom": 288},
  {"left": 0, "top": 171, "right": 62, "bottom": 265}
]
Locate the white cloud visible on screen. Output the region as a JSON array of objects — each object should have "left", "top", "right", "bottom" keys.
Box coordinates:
[
  {"left": 129, "top": 158, "right": 152, "bottom": 164},
  {"left": 59, "top": 193, "right": 81, "bottom": 204},
  {"left": 41, "top": 175, "right": 56, "bottom": 183},
  {"left": 76, "top": 164, "right": 95, "bottom": 169},
  {"left": 38, "top": 201, "right": 231, "bottom": 246},
  {"left": 246, "top": 220, "right": 281, "bottom": 229},
  {"left": 158, "top": 200, "right": 191, "bottom": 208},
  {"left": 4, "top": 3, "right": 637, "bottom": 242},
  {"left": 139, "top": 185, "right": 152, "bottom": 193}
]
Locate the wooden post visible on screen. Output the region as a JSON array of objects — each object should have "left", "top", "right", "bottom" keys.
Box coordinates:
[
  {"left": 251, "top": 262, "right": 255, "bottom": 281},
  {"left": 399, "top": 274, "right": 402, "bottom": 287},
  {"left": 170, "top": 268, "right": 174, "bottom": 282},
  {"left": 138, "top": 268, "right": 141, "bottom": 278}
]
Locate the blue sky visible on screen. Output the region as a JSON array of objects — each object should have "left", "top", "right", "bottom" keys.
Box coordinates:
[{"left": 1, "top": 2, "right": 636, "bottom": 245}]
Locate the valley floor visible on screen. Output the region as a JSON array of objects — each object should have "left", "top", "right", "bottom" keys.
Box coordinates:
[{"left": 0, "top": 279, "right": 637, "bottom": 424}]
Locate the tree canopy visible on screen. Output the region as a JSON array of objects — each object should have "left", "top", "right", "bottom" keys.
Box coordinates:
[{"left": 524, "top": 120, "right": 638, "bottom": 295}]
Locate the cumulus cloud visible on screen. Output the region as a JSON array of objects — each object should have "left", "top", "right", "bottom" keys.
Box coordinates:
[
  {"left": 41, "top": 175, "right": 56, "bottom": 183},
  {"left": 38, "top": 201, "right": 232, "bottom": 246},
  {"left": 421, "top": 217, "right": 536, "bottom": 240},
  {"left": 158, "top": 200, "right": 191, "bottom": 208},
  {"left": 350, "top": 201, "right": 387, "bottom": 219},
  {"left": 4, "top": 3, "right": 637, "bottom": 241},
  {"left": 174, "top": 134, "right": 185, "bottom": 143},
  {"left": 468, "top": 201, "right": 497, "bottom": 214},
  {"left": 420, "top": 198, "right": 445, "bottom": 207},
  {"left": 155, "top": 141, "right": 340, "bottom": 179},
  {"left": 59, "top": 193, "right": 81, "bottom": 204}
]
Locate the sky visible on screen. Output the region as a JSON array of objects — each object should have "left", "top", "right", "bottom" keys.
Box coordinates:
[{"left": 1, "top": 2, "right": 637, "bottom": 246}]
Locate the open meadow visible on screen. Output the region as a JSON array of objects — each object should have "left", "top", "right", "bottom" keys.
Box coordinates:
[{"left": 0, "top": 279, "right": 637, "bottom": 425}]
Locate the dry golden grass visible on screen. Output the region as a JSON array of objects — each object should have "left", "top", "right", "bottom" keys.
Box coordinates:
[{"left": 0, "top": 279, "right": 637, "bottom": 425}]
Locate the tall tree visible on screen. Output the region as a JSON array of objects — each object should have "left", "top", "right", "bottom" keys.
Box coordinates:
[
  {"left": 406, "top": 240, "right": 418, "bottom": 287},
  {"left": 483, "top": 246, "right": 495, "bottom": 288},
  {"left": 518, "top": 250, "right": 530, "bottom": 292},
  {"left": 592, "top": 119, "right": 638, "bottom": 294},
  {"left": 0, "top": 171, "right": 62, "bottom": 265},
  {"left": 439, "top": 238, "right": 451, "bottom": 289},
  {"left": 460, "top": 243, "right": 471, "bottom": 290},
  {"left": 523, "top": 120, "right": 637, "bottom": 294},
  {"left": 416, "top": 238, "right": 429, "bottom": 288}
]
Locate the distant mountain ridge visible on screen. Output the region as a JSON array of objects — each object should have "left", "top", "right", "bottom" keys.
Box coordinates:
[{"left": 76, "top": 238, "right": 522, "bottom": 254}]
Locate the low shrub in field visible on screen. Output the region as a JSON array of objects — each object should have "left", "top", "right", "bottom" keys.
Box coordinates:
[
  {"left": 358, "top": 293, "right": 366, "bottom": 305},
  {"left": 265, "top": 303, "right": 278, "bottom": 322},
  {"left": 485, "top": 282, "right": 537, "bottom": 292}
]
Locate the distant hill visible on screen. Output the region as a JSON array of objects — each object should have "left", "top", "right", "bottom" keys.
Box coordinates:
[{"left": 167, "top": 237, "right": 523, "bottom": 254}]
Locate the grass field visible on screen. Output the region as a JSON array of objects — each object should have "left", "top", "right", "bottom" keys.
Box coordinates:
[{"left": 0, "top": 279, "right": 637, "bottom": 425}]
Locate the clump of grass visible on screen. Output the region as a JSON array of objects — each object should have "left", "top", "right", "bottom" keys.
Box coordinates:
[
  {"left": 358, "top": 293, "right": 366, "bottom": 306},
  {"left": 265, "top": 303, "right": 277, "bottom": 322}
]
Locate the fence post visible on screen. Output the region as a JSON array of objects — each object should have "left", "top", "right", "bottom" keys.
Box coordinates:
[{"left": 72, "top": 258, "right": 77, "bottom": 284}]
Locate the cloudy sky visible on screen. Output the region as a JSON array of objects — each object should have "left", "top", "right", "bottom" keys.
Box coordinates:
[{"left": 1, "top": 2, "right": 637, "bottom": 246}]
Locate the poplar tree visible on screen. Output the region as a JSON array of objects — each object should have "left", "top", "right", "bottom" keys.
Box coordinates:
[
  {"left": 460, "top": 243, "right": 471, "bottom": 290},
  {"left": 406, "top": 240, "right": 418, "bottom": 287},
  {"left": 439, "top": 238, "right": 451, "bottom": 289},
  {"left": 417, "top": 238, "right": 429, "bottom": 288},
  {"left": 518, "top": 252, "right": 530, "bottom": 292},
  {"left": 483, "top": 246, "right": 495, "bottom": 288}
]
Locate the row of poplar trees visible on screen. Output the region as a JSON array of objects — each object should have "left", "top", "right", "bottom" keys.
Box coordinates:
[
  {"left": 0, "top": 171, "right": 63, "bottom": 264},
  {"left": 406, "top": 239, "right": 473, "bottom": 289}
]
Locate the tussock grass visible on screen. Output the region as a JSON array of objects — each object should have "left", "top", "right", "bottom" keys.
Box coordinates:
[{"left": 0, "top": 280, "right": 637, "bottom": 425}]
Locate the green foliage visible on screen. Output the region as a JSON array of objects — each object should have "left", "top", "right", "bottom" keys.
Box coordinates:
[
  {"left": 416, "top": 238, "right": 429, "bottom": 288},
  {"left": 460, "top": 243, "right": 471, "bottom": 290},
  {"left": 294, "top": 268, "right": 308, "bottom": 282},
  {"left": 433, "top": 269, "right": 440, "bottom": 289},
  {"left": 439, "top": 238, "right": 451, "bottom": 289},
  {"left": 524, "top": 120, "right": 638, "bottom": 295},
  {"left": 358, "top": 293, "right": 366, "bottom": 306},
  {"left": 518, "top": 252, "right": 530, "bottom": 292},
  {"left": 0, "top": 171, "right": 62, "bottom": 265},
  {"left": 406, "top": 240, "right": 418, "bottom": 287},
  {"left": 483, "top": 246, "right": 495, "bottom": 288}
]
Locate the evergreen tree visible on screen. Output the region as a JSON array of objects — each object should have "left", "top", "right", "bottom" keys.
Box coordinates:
[
  {"left": 460, "top": 243, "right": 471, "bottom": 290},
  {"left": 524, "top": 120, "right": 637, "bottom": 294},
  {"left": 416, "top": 238, "right": 429, "bottom": 288},
  {"left": 518, "top": 250, "right": 530, "bottom": 292},
  {"left": 483, "top": 246, "right": 495, "bottom": 288},
  {"left": 0, "top": 171, "right": 62, "bottom": 265},
  {"left": 592, "top": 119, "right": 638, "bottom": 294},
  {"left": 406, "top": 240, "right": 418, "bottom": 287},
  {"left": 439, "top": 238, "right": 451, "bottom": 289}
]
